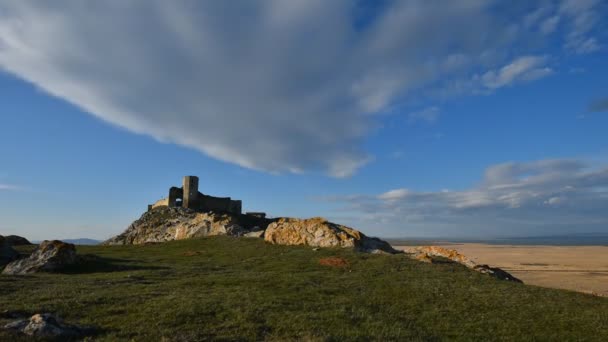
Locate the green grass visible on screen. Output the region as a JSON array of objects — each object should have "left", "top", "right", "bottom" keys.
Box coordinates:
[{"left": 1, "top": 237, "right": 607, "bottom": 341}]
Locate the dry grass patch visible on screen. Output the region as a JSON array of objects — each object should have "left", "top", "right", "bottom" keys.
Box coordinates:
[{"left": 318, "top": 257, "right": 349, "bottom": 268}]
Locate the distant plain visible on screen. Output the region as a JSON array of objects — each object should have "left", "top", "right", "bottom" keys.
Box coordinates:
[{"left": 395, "top": 243, "right": 608, "bottom": 296}]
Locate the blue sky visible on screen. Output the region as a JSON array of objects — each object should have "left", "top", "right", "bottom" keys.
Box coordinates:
[{"left": 1, "top": 0, "right": 607, "bottom": 240}]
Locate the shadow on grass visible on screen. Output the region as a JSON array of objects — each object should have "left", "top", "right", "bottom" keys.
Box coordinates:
[{"left": 60, "top": 255, "right": 170, "bottom": 274}]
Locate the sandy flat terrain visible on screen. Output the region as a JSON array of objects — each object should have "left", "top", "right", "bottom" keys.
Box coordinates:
[{"left": 395, "top": 244, "right": 608, "bottom": 296}]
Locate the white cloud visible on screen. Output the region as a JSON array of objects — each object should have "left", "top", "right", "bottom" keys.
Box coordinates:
[
  {"left": 327, "top": 159, "right": 608, "bottom": 237},
  {"left": 479, "top": 56, "right": 553, "bottom": 89},
  {"left": 559, "top": 0, "right": 603, "bottom": 53},
  {"left": 0, "top": 2, "right": 603, "bottom": 177},
  {"left": 408, "top": 107, "right": 440, "bottom": 124},
  {"left": 378, "top": 188, "right": 410, "bottom": 201}
]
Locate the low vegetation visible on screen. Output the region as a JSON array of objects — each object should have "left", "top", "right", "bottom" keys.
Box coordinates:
[{"left": 1, "top": 237, "right": 607, "bottom": 341}]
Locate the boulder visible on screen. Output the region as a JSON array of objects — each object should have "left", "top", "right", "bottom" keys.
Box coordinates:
[
  {"left": 243, "top": 230, "right": 265, "bottom": 238},
  {"left": 0, "top": 235, "right": 19, "bottom": 268},
  {"left": 3, "top": 313, "right": 94, "bottom": 339},
  {"left": 103, "top": 207, "right": 254, "bottom": 245},
  {"left": 4, "top": 235, "right": 32, "bottom": 246},
  {"left": 2, "top": 240, "right": 77, "bottom": 275},
  {"left": 405, "top": 246, "right": 522, "bottom": 283},
  {"left": 264, "top": 217, "right": 398, "bottom": 254},
  {"left": 408, "top": 246, "right": 477, "bottom": 268},
  {"left": 474, "top": 264, "right": 522, "bottom": 282}
]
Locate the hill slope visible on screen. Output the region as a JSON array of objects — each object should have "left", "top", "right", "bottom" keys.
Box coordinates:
[{"left": 1, "top": 237, "right": 607, "bottom": 341}]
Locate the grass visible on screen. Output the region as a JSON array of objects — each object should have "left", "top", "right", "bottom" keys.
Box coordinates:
[{"left": 1, "top": 237, "right": 607, "bottom": 341}]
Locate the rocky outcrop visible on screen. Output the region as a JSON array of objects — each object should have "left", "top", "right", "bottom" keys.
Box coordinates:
[
  {"left": 3, "top": 313, "right": 94, "bottom": 339},
  {"left": 405, "top": 246, "right": 522, "bottom": 282},
  {"left": 4, "top": 235, "right": 32, "bottom": 246},
  {"left": 0, "top": 235, "right": 19, "bottom": 269},
  {"left": 264, "top": 217, "right": 398, "bottom": 254},
  {"left": 2, "top": 240, "right": 77, "bottom": 275},
  {"left": 104, "top": 207, "right": 266, "bottom": 245},
  {"left": 105, "top": 209, "right": 398, "bottom": 254},
  {"left": 409, "top": 246, "right": 477, "bottom": 268}
]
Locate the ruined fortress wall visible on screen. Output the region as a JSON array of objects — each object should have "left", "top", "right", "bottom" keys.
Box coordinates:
[
  {"left": 151, "top": 198, "right": 170, "bottom": 210},
  {"left": 183, "top": 176, "right": 199, "bottom": 209},
  {"left": 230, "top": 200, "right": 242, "bottom": 215},
  {"left": 148, "top": 176, "right": 243, "bottom": 214},
  {"left": 168, "top": 187, "right": 183, "bottom": 207},
  {"left": 200, "top": 194, "right": 233, "bottom": 213}
]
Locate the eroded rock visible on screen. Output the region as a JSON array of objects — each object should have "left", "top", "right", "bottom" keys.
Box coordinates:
[
  {"left": 243, "top": 230, "right": 265, "bottom": 238},
  {"left": 3, "top": 313, "right": 94, "bottom": 339},
  {"left": 2, "top": 240, "right": 77, "bottom": 275},
  {"left": 405, "top": 246, "right": 522, "bottom": 283},
  {"left": 409, "top": 246, "right": 477, "bottom": 268},
  {"left": 264, "top": 217, "right": 398, "bottom": 254},
  {"left": 103, "top": 207, "right": 257, "bottom": 245},
  {"left": 105, "top": 208, "right": 397, "bottom": 254},
  {"left": 474, "top": 264, "right": 522, "bottom": 282}
]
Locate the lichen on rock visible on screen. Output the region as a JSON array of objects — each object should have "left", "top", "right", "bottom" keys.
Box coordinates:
[
  {"left": 264, "top": 217, "right": 398, "bottom": 254},
  {"left": 3, "top": 313, "right": 94, "bottom": 339},
  {"left": 2, "top": 240, "right": 77, "bottom": 275},
  {"left": 405, "top": 246, "right": 522, "bottom": 282},
  {"left": 103, "top": 207, "right": 260, "bottom": 245}
]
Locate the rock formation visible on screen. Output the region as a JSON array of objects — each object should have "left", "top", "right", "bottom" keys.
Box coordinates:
[
  {"left": 2, "top": 240, "right": 77, "bottom": 275},
  {"left": 264, "top": 217, "right": 398, "bottom": 254},
  {"left": 103, "top": 207, "right": 269, "bottom": 245},
  {"left": 3, "top": 313, "right": 94, "bottom": 339},
  {"left": 0, "top": 235, "right": 19, "bottom": 269},
  {"left": 405, "top": 246, "right": 522, "bottom": 282},
  {"left": 4, "top": 235, "right": 32, "bottom": 246},
  {"left": 104, "top": 208, "right": 398, "bottom": 254}
]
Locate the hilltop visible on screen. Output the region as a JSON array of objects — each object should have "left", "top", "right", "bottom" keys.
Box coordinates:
[
  {"left": 0, "top": 174, "right": 605, "bottom": 340},
  {"left": 1, "top": 237, "right": 607, "bottom": 341}
]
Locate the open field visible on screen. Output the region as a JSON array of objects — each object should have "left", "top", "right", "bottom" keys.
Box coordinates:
[
  {"left": 396, "top": 243, "right": 608, "bottom": 296},
  {"left": 1, "top": 237, "right": 608, "bottom": 341}
]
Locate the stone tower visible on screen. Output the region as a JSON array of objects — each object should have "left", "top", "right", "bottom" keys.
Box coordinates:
[{"left": 182, "top": 176, "right": 199, "bottom": 209}]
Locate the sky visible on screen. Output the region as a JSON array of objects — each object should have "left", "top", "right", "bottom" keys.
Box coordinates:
[{"left": 0, "top": 0, "right": 607, "bottom": 241}]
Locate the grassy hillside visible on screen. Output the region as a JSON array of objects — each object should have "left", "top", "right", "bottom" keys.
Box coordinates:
[{"left": 1, "top": 237, "right": 607, "bottom": 341}]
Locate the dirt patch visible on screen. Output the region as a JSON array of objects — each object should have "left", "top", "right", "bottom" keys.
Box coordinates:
[
  {"left": 182, "top": 251, "right": 201, "bottom": 257},
  {"left": 319, "top": 257, "right": 349, "bottom": 268}
]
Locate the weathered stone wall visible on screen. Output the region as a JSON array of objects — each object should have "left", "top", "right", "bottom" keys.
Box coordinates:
[
  {"left": 230, "top": 200, "right": 242, "bottom": 215},
  {"left": 183, "top": 176, "right": 199, "bottom": 209},
  {"left": 147, "top": 176, "right": 242, "bottom": 214},
  {"left": 200, "top": 194, "right": 232, "bottom": 212},
  {"left": 151, "top": 198, "right": 169, "bottom": 210},
  {"left": 168, "top": 187, "right": 183, "bottom": 207}
]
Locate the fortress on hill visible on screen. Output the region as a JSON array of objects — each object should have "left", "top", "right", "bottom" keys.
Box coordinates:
[{"left": 149, "top": 176, "right": 255, "bottom": 216}]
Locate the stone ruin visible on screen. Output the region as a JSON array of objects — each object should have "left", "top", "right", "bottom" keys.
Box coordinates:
[{"left": 148, "top": 176, "right": 264, "bottom": 218}]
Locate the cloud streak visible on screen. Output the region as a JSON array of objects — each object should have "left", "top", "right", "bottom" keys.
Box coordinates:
[
  {"left": 479, "top": 56, "right": 553, "bottom": 90},
  {"left": 0, "top": 1, "right": 604, "bottom": 177},
  {"left": 326, "top": 159, "right": 608, "bottom": 237},
  {"left": 0, "top": 184, "right": 21, "bottom": 191}
]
